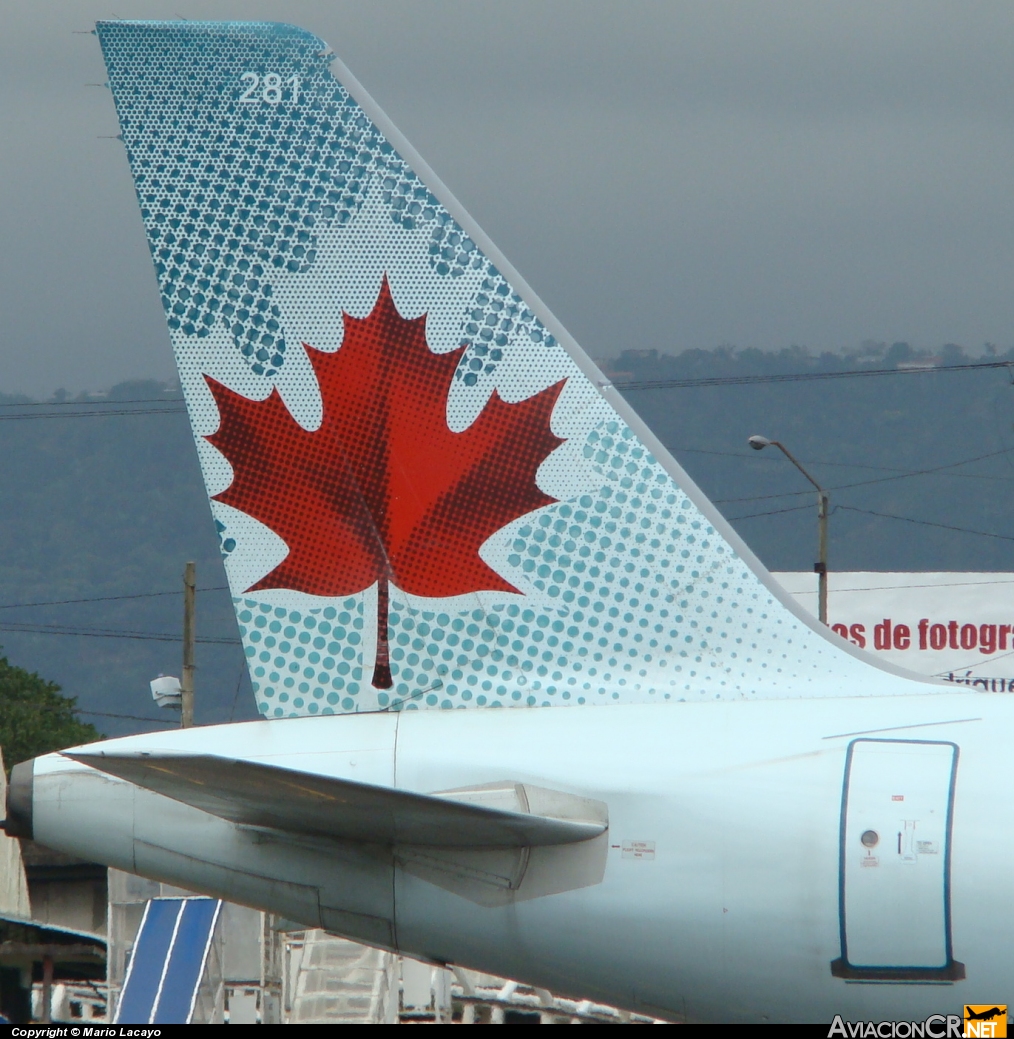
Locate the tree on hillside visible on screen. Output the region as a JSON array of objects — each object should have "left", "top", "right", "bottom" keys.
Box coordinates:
[{"left": 0, "top": 654, "right": 99, "bottom": 770}]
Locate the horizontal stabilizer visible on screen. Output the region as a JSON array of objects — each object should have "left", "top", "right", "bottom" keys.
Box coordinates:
[{"left": 64, "top": 751, "right": 606, "bottom": 849}]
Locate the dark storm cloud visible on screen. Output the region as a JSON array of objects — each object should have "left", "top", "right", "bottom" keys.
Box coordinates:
[{"left": 1, "top": 1, "right": 1013, "bottom": 395}]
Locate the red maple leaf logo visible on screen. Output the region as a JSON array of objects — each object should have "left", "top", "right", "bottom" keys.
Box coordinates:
[{"left": 205, "top": 277, "right": 566, "bottom": 688}]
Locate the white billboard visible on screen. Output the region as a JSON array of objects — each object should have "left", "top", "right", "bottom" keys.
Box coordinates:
[{"left": 773, "top": 572, "right": 1014, "bottom": 691}]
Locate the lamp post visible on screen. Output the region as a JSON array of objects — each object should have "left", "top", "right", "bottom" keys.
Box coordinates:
[{"left": 748, "top": 435, "right": 829, "bottom": 625}]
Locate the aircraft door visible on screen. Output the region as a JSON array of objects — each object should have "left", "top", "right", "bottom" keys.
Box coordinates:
[{"left": 832, "top": 738, "right": 963, "bottom": 980}]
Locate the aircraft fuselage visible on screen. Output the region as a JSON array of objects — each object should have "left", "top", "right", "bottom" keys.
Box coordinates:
[{"left": 24, "top": 691, "right": 1009, "bottom": 1023}]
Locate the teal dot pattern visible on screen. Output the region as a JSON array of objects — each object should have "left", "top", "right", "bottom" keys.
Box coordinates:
[
  {"left": 233, "top": 418, "right": 866, "bottom": 718},
  {"left": 96, "top": 19, "right": 552, "bottom": 382},
  {"left": 238, "top": 597, "right": 367, "bottom": 717},
  {"left": 98, "top": 21, "right": 898, "bottom": 719}
]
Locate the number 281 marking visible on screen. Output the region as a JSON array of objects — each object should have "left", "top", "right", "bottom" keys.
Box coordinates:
[{"left": 239, "top": 72, "right": 300, "bottom": 104}]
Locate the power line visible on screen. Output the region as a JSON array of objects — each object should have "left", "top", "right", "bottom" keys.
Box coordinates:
[
  {"left": 76, "top": 709, "right": 177, "bottom": 725},
  {"left": 679, "top": 445, "right": 1014, "bottom": 481},
  {"left": 727, "top": 503, "right": 814, "bottom": 521},
  {"left": 0, "top": 621, "right": 239, "bottom": 644},
  {"left": 0, "top": 586, "right": 229, "bottom": 611},
  {"left": 678, "top": 445, "right": 922, "bottom": 472},
  {"left": 0, "top": 397, "right": 182, "bottom": 409},
  {"left": 0, "top": 355, "right": 1006, "bottom": 420},
  {"left": 0, "top": 407, "right": 186, "bottom": 421},
  {"left": 930, "top": 648, "right": 1014, "bottom": 677},
  {"left": 783, "top": 577, "right": 1014, "bottom": 593},
  {"left": 0, "top": 355, "right": 1008, "bottom": 420},
  {"left": 717, "top": 466, "right": 1014, "bottom": 504},
  {"left": 836, "top": 505, "right": 1014, "bottom": 543},
  {"left": 819, "top": 445, "right": 1014, "bottom": 487},
  {"left": 730, "top": 500, "right": 1014, "bottom": 542},
  {"left": 229, "top": 655, "right": 247, "bottom": 723},
  {"left": 714, "top": 447, "right": 1014, "bottom": 505},
  {"left": 1, "top": 355, "right": 1005, "bottom": 419},
  {"left": 613, "top": 358, "right": 1014, "bottom": 391}
]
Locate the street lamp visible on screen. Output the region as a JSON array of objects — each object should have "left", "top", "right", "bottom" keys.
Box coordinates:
[{"left": 747, "top": 435, "right": 829, "bottom": 625}]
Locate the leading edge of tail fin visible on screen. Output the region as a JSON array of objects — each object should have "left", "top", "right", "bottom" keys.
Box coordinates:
[{"left": 96, "top": 20, "right": 933, "bottom": 717}]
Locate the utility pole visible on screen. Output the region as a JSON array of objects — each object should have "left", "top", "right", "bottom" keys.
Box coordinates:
[
  {"left": 815, "top": 490, "right": 829, "bottom": 626},
  {"left": 748, "top": 436, "right": 830, "bottom": 625},
  {"left": 181, "top": 561, "right": 195, "bottom": 728}
]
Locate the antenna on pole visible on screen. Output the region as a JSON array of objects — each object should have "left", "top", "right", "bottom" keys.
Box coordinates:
[{"left": 181, "top": 561, "right": 196, "bottom": 728}]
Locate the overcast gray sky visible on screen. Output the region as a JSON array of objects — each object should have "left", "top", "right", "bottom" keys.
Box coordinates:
[{"left": 2, "top": 1, "right": 1014, "bottom": 397}]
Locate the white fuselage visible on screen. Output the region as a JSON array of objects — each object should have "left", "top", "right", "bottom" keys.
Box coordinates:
[{"left": 31, "top": 691, "right": 1010, "bottom": 1023}]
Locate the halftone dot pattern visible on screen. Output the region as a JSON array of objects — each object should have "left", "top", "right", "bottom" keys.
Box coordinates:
[
  {"left": 99, "top": 20, "right": 912, "bottom": 718},
  {"left": 237, "top": 596, "right": 366, "bottom": 717},
  {"left": 206, "top": 278, "right": 565, "bottom": 600},
  {"left": 97, "top": 20, "right": 552, "bottom": 383}
]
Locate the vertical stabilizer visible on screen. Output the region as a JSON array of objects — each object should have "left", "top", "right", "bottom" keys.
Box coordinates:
[{"left": 96, "top": 20, "right": 932, "bottom": 717}]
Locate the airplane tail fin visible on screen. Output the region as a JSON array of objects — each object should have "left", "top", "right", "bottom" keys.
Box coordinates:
[{"left": 96, "top": 20, "right": 930, "bottom": 717}]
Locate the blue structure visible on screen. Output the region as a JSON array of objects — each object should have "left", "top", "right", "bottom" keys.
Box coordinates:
[{"left": 115, "top": 897, "right": 221, "bottom": 1024}]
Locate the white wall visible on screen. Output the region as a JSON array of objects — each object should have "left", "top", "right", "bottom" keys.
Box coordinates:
[{"left": 774, "top": 572, "right": 1014, "bottom": 690}]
